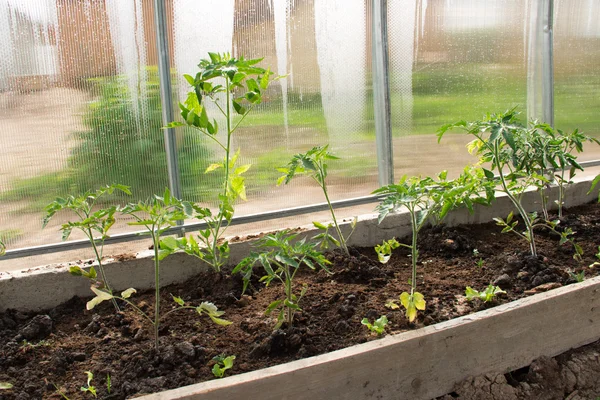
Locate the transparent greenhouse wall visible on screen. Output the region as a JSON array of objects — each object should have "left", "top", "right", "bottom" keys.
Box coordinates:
[
  {"left": 388, "top": 0, "right": 528, "bottom": 178},
  {"left": 0, "top": 0, "right": 174, "bottom": 256},
  {"left": 169, "top": 0, "right": 378, "bottom": 219},
  {"left": 554, "top": 0, "right": 600, "bottom": 162},
  {"left": 1, "top": 0, "right": 600, "bottom": 261},
  {"left": 0, "top": 0, "right": 378, "bottom": 256}
]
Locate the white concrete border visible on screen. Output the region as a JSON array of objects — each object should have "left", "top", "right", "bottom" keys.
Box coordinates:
[{"left": 0, "top": 178, "right": 597, "bottom": 313}]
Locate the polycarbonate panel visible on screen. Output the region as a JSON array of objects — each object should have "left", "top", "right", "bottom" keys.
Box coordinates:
[
  {"left": 388, "top": 0, "right": 528, "bottom": 178},
  {"left": 170, "top": 0, "right": 379, "bottom": 219},
  {"left": 0, "top": 0, "right": 168, "bottom": 254},
  {"left": 554, "top": 0, "right": 600, "bottom": 162}
]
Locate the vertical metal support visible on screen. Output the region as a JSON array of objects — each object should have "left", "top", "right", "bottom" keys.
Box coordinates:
[
  {"left": 372, "top": 0, "right": 394, "bottom": 187},
  {"left": 527, "top": 0, "right": 555, "bottom": 126},
  {"left": 542, "top": 0, "right": 554, "bottom": 126},
  {"left": 153, "top": 0, "right": 183, "bottom": 200}
]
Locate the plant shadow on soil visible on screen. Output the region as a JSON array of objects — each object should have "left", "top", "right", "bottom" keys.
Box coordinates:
[{"left": 2, "top": 203, "right": 600, "bottom": 399}]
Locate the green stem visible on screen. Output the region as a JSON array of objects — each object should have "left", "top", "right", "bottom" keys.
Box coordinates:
[
  {"left": 410, "top": 206, "right": 418, "bottom": 295},
  {"left": 152, "top": 227, "right": 161, "bottom": 352},
  {"left": 317, "top": 171, "right": 348, "bottom": 256},
  {"left": 494, "top": 142, "right": 537, "bottom": 256},
  {"left": 88, "top": 228, "right": 119, "bottom": 312},
  {"left": 160, "top": 305, "right": 197, "bottom": 321},
  {"left": 285, "top": 268, "right": 293, "bottom": 326},
  {"left": 210, "top": 77, "right": 233, "bottom": 272}
]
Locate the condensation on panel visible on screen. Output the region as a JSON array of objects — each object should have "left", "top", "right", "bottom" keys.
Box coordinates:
[
  {"left": 554, "top": 0, "right": 600, "bottom": 161},
  {"left": 388, "top": 0, "right": 528, "bottom": 178},
  {"left": 169, "top": 0, "right": 379, "bottom": 222},
  {"left": 0, "top": 0, "right": 167, "bottom": 252}
]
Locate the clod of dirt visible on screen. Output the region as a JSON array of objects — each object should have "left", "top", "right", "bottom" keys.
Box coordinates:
[
  {"left": 493, "top": 274, "right": 512, "bottom": 288},
  {"left": 175, "top": 341, "right": 196, "bottom": 360},
  {"left": 17, "top": 315, "right": 53, "bottom": 341}
]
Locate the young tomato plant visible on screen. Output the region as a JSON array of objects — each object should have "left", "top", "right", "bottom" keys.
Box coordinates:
[
  {"left": 537, "top": 124, "right": 598, "bottom": 218},
  {"left": 361, "top": 315, "right": 388, "bottom": 335},
  {"left": 43, "top": 184, "right": 131, "bottom": 312},
  {"left": 375, "top": 238, "right": 400, "bottom": 264},
  {"left": 87, "top": 188, "right": 231, "bottom": 351},
  {"left": 277, "top": 145, "right": 357, "bottom": 255},
  {"left": 233, "top": 230, "right": 331, "bottom": 329},
  {"left": 212, "top": 355, "right": 236, "bottom": 378},
  {"left": 167, "top": 53, "right": 280, "bottom": 272},
  {"left": 80, "top": 371, "right": 97, "bottom": 398},
  {"left": 465, "top": 285, "right": 506, "bottom": 303},
  {"left": 438, "top": 109, "right": 584, "bottom": 258},
  {"left": 373, "top": 168, "right": 493, "bottom": 322}
]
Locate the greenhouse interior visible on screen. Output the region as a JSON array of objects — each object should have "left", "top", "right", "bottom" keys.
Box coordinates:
[{"left": 1, "top": 0, "right": 600, "bottom": 399}]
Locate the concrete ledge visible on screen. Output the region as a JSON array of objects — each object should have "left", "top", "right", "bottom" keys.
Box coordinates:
[
  {"left": 139, "top": 275, "right": 600, "bottom": 400},
  {"left": 0, "top": 178, "right": 597, "bottom": 312}
]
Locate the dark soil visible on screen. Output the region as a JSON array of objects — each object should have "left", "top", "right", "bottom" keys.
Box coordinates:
[{"left": 2, "top": 203, "right": 600, "bottom": 399}]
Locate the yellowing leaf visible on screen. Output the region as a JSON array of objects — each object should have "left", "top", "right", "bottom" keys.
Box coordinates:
[
  {"left": 209, "top": 315, "right": 233, "bottom": 326},
  {"left": 121, "top": 288, "right": 137, "bottom": 299},
  {"left": 413, "top": 292, "right": 426, "bottom": 310},
  {"left": 205, "top": 163, "right": 222, "bottom": 173},
  {"left": 399, "top": 292, "right": 410, "bottom": 308},
  {"left": 91, "top": 286, "right": 114, "bottom": 301},
  {"left": 234, "top": 164, "right": 251, "bottom": 175}
]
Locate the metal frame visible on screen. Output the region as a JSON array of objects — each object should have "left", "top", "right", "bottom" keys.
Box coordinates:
[
  {"left": 372, "top": 0, "right": 394, "bottom": 187},
  {"left": 1, "top": 195, "right": 381, "bottom": 260},
  {"left": 153, "top": 0, "right": 182, "bottom": 200},
  {"left": 542, "top": 0, "right": 555, "bottom": 126}
]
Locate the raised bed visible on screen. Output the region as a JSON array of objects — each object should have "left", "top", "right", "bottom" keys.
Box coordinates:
[
  {"left": 140, "top": 275, "right": 600, "bottom": 400},
  {"left": 0, "top": 178, "right": 595, "bottom": 312},
  {"left": 1, "top": 178, "right": 599, "bottom": 399}
]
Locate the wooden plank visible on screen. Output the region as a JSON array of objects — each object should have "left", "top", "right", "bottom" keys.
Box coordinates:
[{"left": 141, "top": 275, "right": 600, "bottom": 400}]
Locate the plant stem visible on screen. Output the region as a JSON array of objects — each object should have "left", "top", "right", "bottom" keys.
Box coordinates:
[
  {"left": 494, "top": 142, "right": 537, "bottom": 256},
  {"left": 410, "top": 206, "right": 418, "bottom": 295},
  {"left": 88, "top": 228, "right": 120, "bottom": 312},
  {"left": 152, "top": 228, "right": 160, "bottom": 352},
  {"left": 210, "top": 76, "right": 232, "bottom": 272},
  {"left": 318, "top": 170, "right": 349, "bottom": 256}
]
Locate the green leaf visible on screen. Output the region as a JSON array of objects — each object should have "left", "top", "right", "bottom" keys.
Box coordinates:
[
  {"left": 0, "top": 382, "right": 13, "bottom": 390},
  {"left": 312, "top": 221, "right": 328, "bottom": 230},
  {"left": 482, "top": 168, "right": 495, "bottom": 180},
  {"left": 265, "top": 300, "right": 282, "bottom": 314},
  {"left": 183, "top": 74, "right": 195, "bottom": 85},
  {"left": 232, "top": 100, "right": 246, "bottom": 115}
]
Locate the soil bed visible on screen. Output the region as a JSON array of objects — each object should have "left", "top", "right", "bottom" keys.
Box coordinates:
[{"left": 2, "top": 202, "right": 600, "bottom": 399}]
